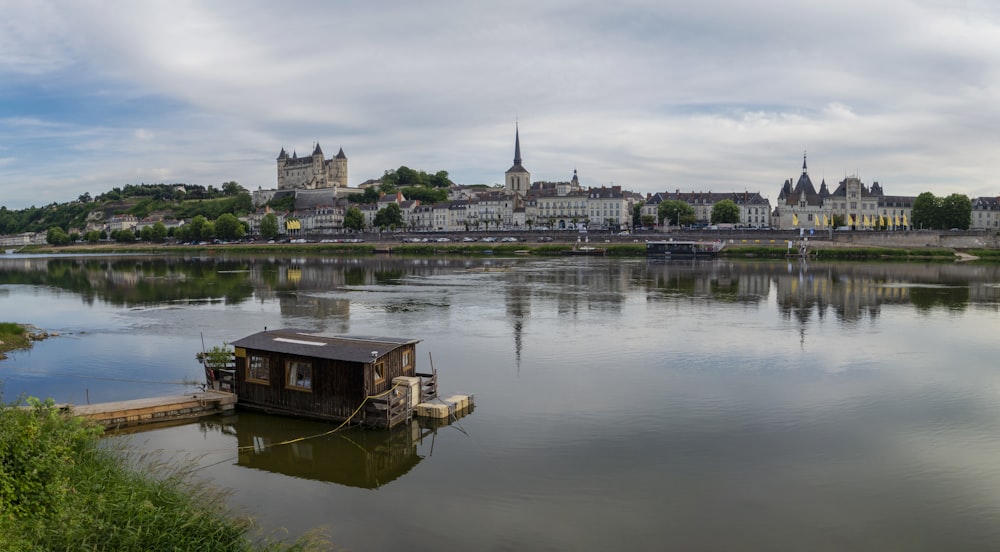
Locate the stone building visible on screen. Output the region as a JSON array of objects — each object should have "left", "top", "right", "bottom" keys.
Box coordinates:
[
  {"left": 773, "top": 153, "right": 913, "bottom": 230},
  {"left": 277, "top": 143, "right": 348, "bottom": 190}
]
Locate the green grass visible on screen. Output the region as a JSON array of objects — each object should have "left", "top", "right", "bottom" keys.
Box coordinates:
[
  {"left": 0, "top": 398, "right": 328, "bottom": 551},
  {"left": 964, "top": 248, "right": 1000, "bottom": 260},
  {"left": 0, "top": 323, "right": 31, "bottom": 359}
]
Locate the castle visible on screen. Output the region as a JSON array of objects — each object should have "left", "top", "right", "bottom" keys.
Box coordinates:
[{"left": 276, "top": 143, "right": 348, "bottom": 190}]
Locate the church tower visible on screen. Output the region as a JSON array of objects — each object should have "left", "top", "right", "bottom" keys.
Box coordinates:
[{"left": 504, "top": 124, "right": 530, "bottom": 198}]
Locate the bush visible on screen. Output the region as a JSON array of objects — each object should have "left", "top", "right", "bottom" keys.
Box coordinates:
[{"left": 0, "top": 398, "right": 327, "bottom": 551}]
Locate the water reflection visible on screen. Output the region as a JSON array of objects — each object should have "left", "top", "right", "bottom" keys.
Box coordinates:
[
  {"left": 211, "top": 413, "right": 425, "bottom": 489},
  {"left": 3, "top": 255, "right": 997, "bottom": 320}
]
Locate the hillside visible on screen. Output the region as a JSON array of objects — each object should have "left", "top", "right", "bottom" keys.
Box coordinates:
[{"left": 0, "top": 183, "right": 252, "bottom": 235}]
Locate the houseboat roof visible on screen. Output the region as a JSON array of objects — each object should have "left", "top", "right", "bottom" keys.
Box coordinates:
[{"left": 231, "top": 329, "right": 420, "bottom": 363}]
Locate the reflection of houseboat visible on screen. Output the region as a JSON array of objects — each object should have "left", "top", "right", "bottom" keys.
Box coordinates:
[
  {"left": 646, "top": 240, "right": 725, "bottom": 259},
  {"left": 223, "top": 412, "right": 427, "bottom": 489},
  {"left": 229, "top": 329, "right": 437, "bottom": 428}
]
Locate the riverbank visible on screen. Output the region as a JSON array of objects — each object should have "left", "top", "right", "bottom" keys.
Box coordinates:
[
  {"left": 0, "top": 323, "right": 54, "bottom": 360},
  {"left": 19, "top": 239, "right": 996, "bottom": 262},
  {"left": 0, "top": 398, "right": 327, "bottom": 551}
]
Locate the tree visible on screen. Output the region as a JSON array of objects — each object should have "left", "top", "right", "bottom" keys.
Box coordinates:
[
  {"left": 222, "top": 181, "right": 245, "bottom": 196},
  {"left": 658, "top": 200, "right": 695, "bottom": 226},
  {"left": 940, "top": 194, "right": 972, "bottom": 230},
  {"left": 641, "top": 215, "right": 656, "bottom": 228},
  {"left": 46, "top": 226, "right": 71, "bottom": 246},
  {"left": 911, "top": 192, "right": 939, "bottom": 230},
  {"left": 140, "top": 226, "right": 154, "bottom": 242},
  {"left": 214, "top": 213, "right": 245, "bottom": 240},
  {"left": 150, "top": 221, "right": 168, "bottom": 242},
  {"left": 85, "top": 230, "right": 101, "bottom": 244},
  {"left": 429, "top": 170, "right": 453, "bottom": 188},
  {"left": 343, "top": 206, "right": 365, "bottom": 232},
  {"left": 373, "top": 203, "right": 403, "bottom": 230},
  {"left": 268, "top": 196, "right": 295, "bottom": 213},
  {"left": 711, "top": 199, "right": 741, "bottom": 224},
  {"left": 188, "top": 215, "right": 208, "bottom": 242},
  {"left": 632, "top": 202, "right": 644, "bottom": 229},
  {"left": 259, "top": 213, "right": 279, "bottom": 239},
  {"left": 200, "top": 221, "right": 215, "bottom": 241},
  {"left": 113, "top": 229, "right": 135, "bottom": 243}
]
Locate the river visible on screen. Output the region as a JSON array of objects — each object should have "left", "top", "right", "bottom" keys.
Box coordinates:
[{"left": 2, "top": 253, "right": 999, "bottom": 550}]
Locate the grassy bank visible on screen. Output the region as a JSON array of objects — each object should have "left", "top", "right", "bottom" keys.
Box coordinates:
[
  {"left": 0, "top": 398, "right": 326, "bottom": 551},
  {"left": 0, "top": 323, "right": 32, "bottom": 360},
  {"left": 719, "top": 245, "right": 957, "bottom": 260}
]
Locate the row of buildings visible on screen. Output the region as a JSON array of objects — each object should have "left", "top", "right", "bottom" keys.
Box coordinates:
[
  {"left": 3, "top": 131, "right": 999, "bottom": 248},
  {"left": 246, "top": 133, "right": 999, "bottom": 236}
]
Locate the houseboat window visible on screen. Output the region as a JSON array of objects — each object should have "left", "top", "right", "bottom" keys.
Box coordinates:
[
  {"left": 287, "top": 360, "right": 313, "bottom": 391},
  {"left": 248, "top": 355, "right": 270, "bottom": 383},
  {"left": 402, "top": 350, "right": 411, "bottom": 369},
  {"left": 374, "top": 361, "right": 385, "bottom": 383}
]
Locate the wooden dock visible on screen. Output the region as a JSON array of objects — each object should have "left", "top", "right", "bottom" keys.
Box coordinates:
[{"left": 69, "top": 390, "right": 236, "bottom": 430}]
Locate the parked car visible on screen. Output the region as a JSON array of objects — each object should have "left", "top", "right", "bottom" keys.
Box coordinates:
[{"left": 481, "top": 237, "right": 497, "bottom": 242}]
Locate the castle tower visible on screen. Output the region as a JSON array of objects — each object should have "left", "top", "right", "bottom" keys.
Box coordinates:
[
  {"left": 276, "top": 147, "right": 288, "bottom": 189},
  {"left": 312, "top": 143, "right": 326, "bottom": 188},
  {"left": 504, "top": 124, "right": 530, "bottom": 197},
  {"left": 334, "top": 147, "right": 348, "bottom": 188}
]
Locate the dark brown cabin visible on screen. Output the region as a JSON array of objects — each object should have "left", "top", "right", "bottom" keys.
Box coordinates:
[{"left": 230, "top": 329, "right": 421, "bottom": 426}]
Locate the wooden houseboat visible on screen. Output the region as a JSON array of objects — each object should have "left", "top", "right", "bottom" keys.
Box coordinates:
[
  {"left": 229, "top": 329, "right": 436, "bottom": 428},
  {"left": 645, "top": 240, "right": 724, "bottom": 259}
]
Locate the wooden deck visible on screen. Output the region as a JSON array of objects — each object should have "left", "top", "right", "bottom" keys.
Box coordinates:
[{"left": 69, "top": 390, "right": 236, "bottom": 430}]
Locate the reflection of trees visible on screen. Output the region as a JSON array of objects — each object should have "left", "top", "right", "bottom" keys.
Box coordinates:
[
  {"left": 0, "top": 257, "right": 256, "bottom": 307},
  {"left": 909, "top": 286, "right": 970, "bottom": 312}
]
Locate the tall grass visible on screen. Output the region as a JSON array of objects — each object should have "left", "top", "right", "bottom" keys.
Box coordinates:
[
  {"left": 0, "top": 398, "right": 327, "bottom": 551},
  {"left": 0, "top": 322, "right": 30, "bottom": 359}
]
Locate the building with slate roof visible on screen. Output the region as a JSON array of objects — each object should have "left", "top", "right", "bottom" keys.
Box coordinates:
[
  {"left": 277, "top": 142, "right": 348, "bottom": 190},
  {"left": 640, "top": 190, "right": 773, "bottom": 229},
  {"left": 972, "top": 196, "right": 1000, "bottom": 230},
  {"left": 772, "top": 153, "right": 916, "bottom": 230}
]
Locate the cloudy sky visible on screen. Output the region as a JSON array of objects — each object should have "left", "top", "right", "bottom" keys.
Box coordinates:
[{"left": 1, "top": 0, "right": 998, "bottom": 210}]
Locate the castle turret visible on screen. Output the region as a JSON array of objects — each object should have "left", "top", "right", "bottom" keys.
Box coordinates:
[
  {"left": 277, "top": 148, "right": 288, "bottom": 189},
  {"left": 311, "top": 143, "right": 326, "bottom": 188},
  {"left": 334, "top": 147, "right": 348, "bottom": 187}
]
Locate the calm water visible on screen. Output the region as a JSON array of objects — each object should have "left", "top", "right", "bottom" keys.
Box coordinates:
[{"left": 2, "top": 253, "right": 1000, "bottom": 551}]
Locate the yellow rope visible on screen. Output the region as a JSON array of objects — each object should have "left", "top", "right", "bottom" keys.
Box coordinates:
[{"left": 234, "top": 382, "right": 404, "bottom": 453}]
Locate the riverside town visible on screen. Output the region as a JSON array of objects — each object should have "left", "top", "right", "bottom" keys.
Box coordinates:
[{"left": 1, "top": 128, "right": 998, "bottom": 250}]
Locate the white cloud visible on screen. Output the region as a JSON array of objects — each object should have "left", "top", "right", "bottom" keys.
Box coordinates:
[{"left": 0, "top": 0, "right": 998, "bottom": 209}]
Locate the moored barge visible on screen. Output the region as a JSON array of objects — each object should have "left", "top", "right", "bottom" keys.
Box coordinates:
[{"left": 646, "top": 240, "right": 724, "bottom": 259}]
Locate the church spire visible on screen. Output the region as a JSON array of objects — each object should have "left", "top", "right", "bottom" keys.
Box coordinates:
[
  {"left": 802, "top": 150, "right": 808, "bottom": 174},
  {"left": 513, "top": 124, "right": 522, "bottom": 166}
]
